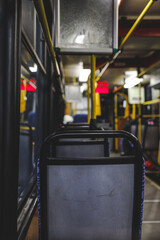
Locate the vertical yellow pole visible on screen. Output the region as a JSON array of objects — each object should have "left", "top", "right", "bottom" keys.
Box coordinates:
[
  {"left": 73, "top": 102, "right": 77, "bottom": 116},
  {"left": 114, "top": 94, "right": 118, "bottom": 151},
  {"left": 138, "top": 83, "right": 142, "bottom": 143},
  {"left": 87, "top": 77, "right": 90, "bottom": 123},
  {"left": 158, "top": 91, "right": 160, "bottom": 165},
  {"left": 91, "top": 55, "right": 96, "bottom": 120},
  {"left": 21, "top": 113, "right": 24, "bottom": 122},
  {"left": 125, "top": 100, "right": 130, "bottom": 120},
  {"left": 95, "top": 93, "right": 101, "bottom": 116},
  {"left": 132, "top": 104, "right": 136, "bottom": 120},
  {"left": 73, "top": 77, "right": 77, "bottom": 116}
]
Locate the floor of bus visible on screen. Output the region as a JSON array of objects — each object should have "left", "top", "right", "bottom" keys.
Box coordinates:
[{"left": 25, "top": 170, "right": 160, "bottom": 240}]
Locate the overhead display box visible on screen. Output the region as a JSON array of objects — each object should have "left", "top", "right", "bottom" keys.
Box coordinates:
[
  {"left": 128, "top": 87, "right": 145, "bottom": 104},
  {"left": 54, "top": 0, "right": 118, "bottom": 54}
]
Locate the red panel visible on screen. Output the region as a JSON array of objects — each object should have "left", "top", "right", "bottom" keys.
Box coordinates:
[
  {"left": 98, "top": 81, "right": 109, "bottom": 86},
  {"left": 26, "top": 84, "right": 36, "bottom": 91},
  {"left": 96, "top": 81, "right": 109, "bottom": 94},
  {"left": 95, "top": 86, "right": 109, "bottom": 94},
  {"left": 21, "top": 83, "right": 36, "bottom": 91},
  {"left": 21, "top": 84, "right": 25, "bottom": 90}
]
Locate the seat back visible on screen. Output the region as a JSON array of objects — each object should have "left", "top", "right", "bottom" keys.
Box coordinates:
[
  {"left": 53, "top": 125, "right": 110, "bottom": 157},
  {"left": 55, "top": 140, "right": 109, "bottom": 157},
  {"left": 74, "top": 114, "right": 88, "bottom": 123},
  {"left": 38, "top": 130, "right": 144, "bottom": 240}
]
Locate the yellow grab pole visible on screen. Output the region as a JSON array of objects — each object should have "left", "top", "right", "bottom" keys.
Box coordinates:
[
  {"left": 96, "top": 62, "right": 110, "bottom": 82},
  {"left": 116, "top": 60, "right": 160, "bottom": 94},
  {"left": 119, "top": 0, "right": 155, "bottom": 49},
  {"left": 91, "top": 55, "right": 96, "bottom": 120},
  {"left": 143, "top": 114, "right": 160, "bottom": 118},
  {"left": 143, "top": 99, "right": 160, "bottom": 105},
  {"left": 158, "top": 91, "right": 160, "bottom": 165},
  {"left": 73, "top": 102, "right": 77, "bottom": 116},
  {"left": 138, "top": 83, "right": 142, "bottom": 144},
  {"left": 87, "top": 77, "right": 90, "bottom": 123},
  {"left": 95, "top": 0, "right": 156, "bottom": 84},
  {"left": 117, "top": 92, "right": 129, "bottom": 119},
  {"left": 132, "top": 104, "right": 136, "bottom": 120},
  {"left": 33, "top": 0, "right": 64, "bottom": 96},
  {"left": 33, "top": 0, "right": 60, "bottom": 74},
  {"left": 114, "top": 94, "right": 118, "bottom": 151},
  {"left": 138, "top": 60, "right": 160, "bottom": 78}
]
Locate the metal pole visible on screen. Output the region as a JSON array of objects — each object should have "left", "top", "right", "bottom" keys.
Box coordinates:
[
  {"left": 35, "top": 22, "right": 45, "bottom": 161},
  {"left": 21, "top": 29, "right": 46, "bottom": 76},
  {"left": 132, "top": 104, "right": 136, "bottom": 120},
  {"left": 113, "top": 59, "right": 160, "bottom": 94},
  {"left": 138, "top": 60, "right": 160, "bottom": 78},
  {"left": 0, "top": 0, "right": 21, "bottom": 238},
  {"left": 73, "top": 102, "right": 77, "bottom": 116},
  {"left": 138, "top": 83, "right": 142, "bottom": 143},
  {"left": 119, "top": 0, "right": 156, "bottom": 49},
  {"left": 96, "top": 0, "right": 157, "bottom": 83},
  {"left": 33, "top": 0, "right": 64, "bottom": 94},
  {"left": 143, "top": 99, "right": 160, "bottom": 105},
  {"left": 143, "top": 114, "right": 160, "bottom": 118},
  {"left": 91, "top": 55, "right": 96, "bottom": 120}
]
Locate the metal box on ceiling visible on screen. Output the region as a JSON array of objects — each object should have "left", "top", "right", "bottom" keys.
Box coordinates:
[
  {"left": 54, "top": 0, "right": 118, "bottom": 55},
  {"left": 128, "top": 87, "right": 145, "bottom": 104}
]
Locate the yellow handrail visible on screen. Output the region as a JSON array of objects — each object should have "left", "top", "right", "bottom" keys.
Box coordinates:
[
  {"left": 33, "top": 0, "right": 64, "bottom": 94},
  {"left": 143, "top": 114, "right": 160, "bottom": 118},
  {"left": 20, "top": 126, "right": 35, "bottom": 131},
  {"left": 138, "top": 60, "right": 160, "bottom": 78},
  {"left": 119, "top": 0, "right": 155, "bottom": 49},
  {"left": 143, "top": 99, "right": 160, "bottom": 105},
  {"left": 117, "top": 92, "right": 129, "bottom": 119},
  {"left": 96, "top": 0, "right": 157, "bottom": 82},
  {"left": 113, "top": 59, "right": 160, "bottom": 93}
]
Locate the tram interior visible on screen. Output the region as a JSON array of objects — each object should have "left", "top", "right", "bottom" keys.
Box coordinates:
[
  {"left": 1, "top": 0, "right": 160, "bottom": 239},
  {"left": 20, "top": 0, "right": 160, "bottom": 239}
]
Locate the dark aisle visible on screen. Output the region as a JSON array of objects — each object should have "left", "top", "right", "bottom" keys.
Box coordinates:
[{"left": 142, "top": 177, "right": 160, "bottom": 240}]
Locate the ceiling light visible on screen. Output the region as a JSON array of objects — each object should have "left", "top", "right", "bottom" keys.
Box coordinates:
[
  {"left": 124, "top": 77, "right": 143, "bottom": 89},
  {"left": 125, "top": 70, "right": 137, "bottom": 77},
  {"left": 79, "top": 69, "right": 91, "bottom": 82},
  {"left": 29, "top": 64, "right": 37, "bottom": 73}
]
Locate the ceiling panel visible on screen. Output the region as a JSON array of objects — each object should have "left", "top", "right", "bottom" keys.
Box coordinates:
[
  {"left": 122, "top": 37, "right": 160, "bottom": 51},
  {"left": 119, "top": 0, "right": 160, "bottom": 18}
]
